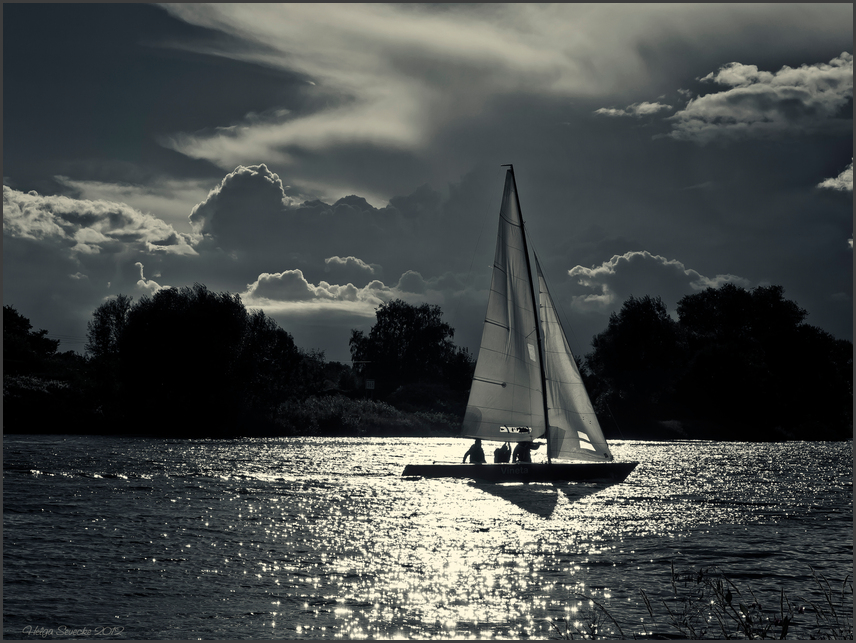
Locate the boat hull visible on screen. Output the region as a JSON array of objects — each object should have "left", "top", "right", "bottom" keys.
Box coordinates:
[{"left": 401, "top": 462, "right": 638, "bottom": 483}]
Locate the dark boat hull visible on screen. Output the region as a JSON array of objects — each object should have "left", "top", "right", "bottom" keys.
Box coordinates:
[{"left": 401, "top": 461, "right": 638, "bottom": 483}]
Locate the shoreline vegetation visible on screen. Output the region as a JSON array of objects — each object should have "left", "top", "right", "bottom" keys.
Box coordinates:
[
  {"left": 4, "top": 282, "right": 852, "bottom": 441},
  {"left": 270, "top": 395, "right": 462, "bottom": 438},
  {"left": 4, "top": 386, "right": 852, "bottom": 442},
  {"left": 548, "top": 563, "right": 853, "bottom": 640}
]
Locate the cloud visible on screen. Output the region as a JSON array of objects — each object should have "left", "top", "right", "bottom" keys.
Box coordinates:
[
  {"left": 189, "top": 163, "right": 294, "bottom": 241},
  {"left": 243, "top": 269, "right": 395, "bottom": 305},
  {"left": 53, "top": 175, "right": 213, "bottom": 235},
  {"left": 243, "top": 268, "right": 440, "bottom": 307},
  {"left": 241, "top": 263, "right": 473, "bottom": 326},
  {"left": 324, "top": 255, "right": 381, "bottom": 285},
  {"left": 245, "top": 269, "right": 333, "bottom": 302},
  {"left": 135, "top": 262, "right": 169, "bottom": 296},
  {"left": 3, "top": 185, "right": 197, "bottom": 257},
  {"left": 160, "top": 4, "right": 852, "bottom": 186},
  {"left": 390, "top": 269, "right": 465, "bottom": 294},
  {"left": 184, "top": 163, "right": 409, "bottom": 264},
  {"left": 397, "top": 270, "right": 427, "bottom": 294},
  {"left": 818, "top": 160, "right": 853, "bottom": 192},
  {"left": 568, "top": 250, "right": 751, "bottom": 313},
  {"left": 162, "top": 4, "right": 615, "bottom": 168},
  {"left": 593, "top": 101, "right": 672, "bottom": 117},
  {"left": 667, "top": 52, "right": 853, "bottom": 143},
  {"left": 241, "top": 270, "right": 391, "bottom": 324},
  {"left": 177, "top": 162, "right": 485, "bottom": 295}
]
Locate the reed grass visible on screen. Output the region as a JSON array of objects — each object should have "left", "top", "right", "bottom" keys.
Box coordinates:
[
  {"left": 274, "top": 394, "right": 460, "bottom": 436},
  {"left": 547, "top": 564, "right": 853, "bottom": 640}
]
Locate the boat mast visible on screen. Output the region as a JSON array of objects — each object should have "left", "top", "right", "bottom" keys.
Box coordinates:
[{"left": 502, "top": 164, "right": 553, "bottom": 465}]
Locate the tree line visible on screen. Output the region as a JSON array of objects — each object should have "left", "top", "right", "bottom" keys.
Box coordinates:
[
  {"left": 3, "top": 286, "right": 471, "bottom": 437},
  {"left": 581, "top": 284, "right": 853, "bottom": 440},
  {"left": 3, "top": 282, "right": 851, "bottom": 440}
]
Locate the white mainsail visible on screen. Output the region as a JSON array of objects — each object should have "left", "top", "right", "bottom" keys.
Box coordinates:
[
  {"left": 461, "top": 170, "right": 546, "bottom": 442},
  {"left": 462, "top": 167, "right": 613, "bottom": 462},
  {"left": 536, "top": 255, "right": 613, "bottom": 462}
]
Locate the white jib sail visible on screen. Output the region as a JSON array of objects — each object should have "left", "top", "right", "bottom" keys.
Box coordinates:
[
  {"left": 536, "top": 255, "right": 613, "bottom": 462},
  {"left": 461, "top": 170, "right": 545, "bottom": 442}
]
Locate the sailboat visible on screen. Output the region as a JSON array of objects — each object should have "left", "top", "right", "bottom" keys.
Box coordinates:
[{"left": 403, "top": 166, "right": 638, "bottom": 484}]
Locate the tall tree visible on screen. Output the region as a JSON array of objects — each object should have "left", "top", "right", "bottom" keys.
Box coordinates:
[
  {"left": 3, "top": 305, "right": 60, "bottom": 376},
  {"left": 584, "top": 295, "right": 684, "bottom": 422},
  {"left": 233, "top": 309, "right": 302, "bottom": 422},
  {"left": 3, "top": 306, "right": 95, "bottom": 433},
  {"left": 84, "top": 295, "right": 134, "bottom": 422},
  {"left": 85, "top": 294, "right": 132, "bottom": 362},
  {"left": 675, "top": 284, "right": 849, "bottom": 437},
  {"left": 349, "top": 299, "right": 472, "bottom": 399},
  {"left": 677, "top": 283, "right": 807, "bottom": 344},
  {"left": 114, "top": 284, "right": 301, "bottom": 435}
]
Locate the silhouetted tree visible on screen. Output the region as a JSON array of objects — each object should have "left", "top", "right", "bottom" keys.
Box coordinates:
[
  {"left": 677, "top": 283, "right": 808, "bottom": 345},
  {"left": 232, "top": 309, "right": 303, "bottom": 425},
  {"left": 3, "top": 306, "right": 96, "bottom": 433},
  {"left": 319, "top": 360, "right": 359, "bottom": 393},
  {"left": 676, "top": 284, "right": 810, "bottom": 433},
  {"left": 116, "top": 284, "right": 301, "bottom": 436},
  {"left": 85, "top": 295, "right": 133, "bottom": 420},
  {"left": 349, "top": 299, "right": 474, "bottom": 405},
  {"left": 585, "top": 295, "right": 684, "bottom": 423},
  {"left": 674, "top": 284, "right": 850, "bottom": 438},
  {"left": 584, "top": 284, "right": 852, "bottom": 439},
  {"left": 785, "top": 325, "right": 853, "bottom": 437},
  {"left": 3, "top": 305, "right": 60, "bottom": 376},
  {"left": 85, "top": 294, "right": 132, "bottom": 362}
]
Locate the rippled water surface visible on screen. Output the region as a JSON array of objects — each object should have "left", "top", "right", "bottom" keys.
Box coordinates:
[{"left": 4, "top": 435, "right": 852, "bottom": 639}]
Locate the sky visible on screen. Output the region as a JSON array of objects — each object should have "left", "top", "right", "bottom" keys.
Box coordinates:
[{"left": 4, "top": 3, "right": 853, "bottom": 365}]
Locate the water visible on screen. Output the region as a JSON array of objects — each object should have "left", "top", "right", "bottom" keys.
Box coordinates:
[{"left": 4, "top": 435, "right": 852, "bottom": 639}]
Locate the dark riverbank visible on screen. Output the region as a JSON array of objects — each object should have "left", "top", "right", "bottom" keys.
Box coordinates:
[
  {"left": 4, "top": 287, "right": 852, "bottom": 443},
  {"left": 4, "top": 385, "right": 851, "bottom": 443}
]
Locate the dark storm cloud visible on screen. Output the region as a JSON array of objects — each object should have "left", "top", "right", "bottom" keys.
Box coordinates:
[
  {"left": 3, "top": 3, "right": 310, "bottom": 192},
  {"left": 3, "top": 4, "right": 852, "bottom": 362},
  {"left": 188, "top": 164, "right": 294, "bottom": 248},
  {"left": 182, "top": 162, "right": 485, "bottom": 290},
  {"left": 31, "top": 160, "right": 480, "bottom": 359},
  {"left": 158, "top": 4, "right": 852, "bottom": 193}
]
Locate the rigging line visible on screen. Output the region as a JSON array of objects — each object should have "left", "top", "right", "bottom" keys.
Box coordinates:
[{"left": 606, "top": 403, "right": 625, "bottom": 440}]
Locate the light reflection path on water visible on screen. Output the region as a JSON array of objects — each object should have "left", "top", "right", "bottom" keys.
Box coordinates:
[
  {"left": 3, "top": 436, "right": 852, "bottom": 639},
  {"left": 179, "top": 438, "right": 849, "bottom": 639}
]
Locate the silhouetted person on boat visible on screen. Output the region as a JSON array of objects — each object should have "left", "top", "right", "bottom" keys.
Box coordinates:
[
  {"left": 463, "top": 439, "right": 486, "bottom": 464},
  {"left": 494, "top": 442, "right": 511, "bottom": 463},
  {"left": 513, "top": 441, "right": 541, "bottom": 463}
]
